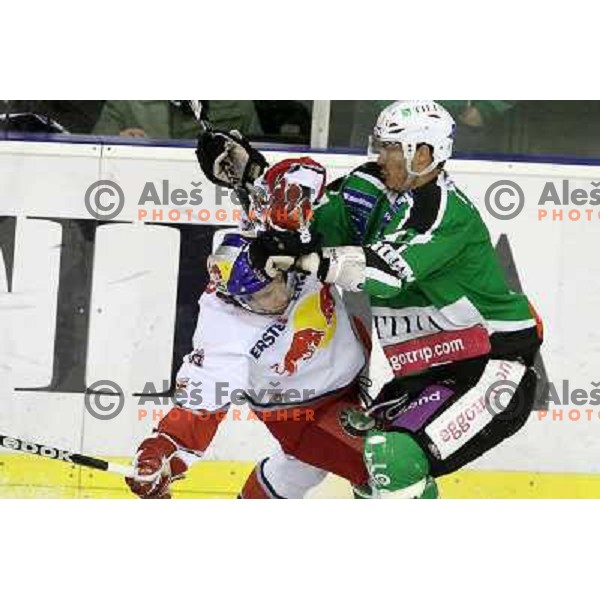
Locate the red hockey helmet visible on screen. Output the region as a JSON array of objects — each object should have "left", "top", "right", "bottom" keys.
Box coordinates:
[{"left": 249, "top": 157, "right": 326, "bottom": 234}]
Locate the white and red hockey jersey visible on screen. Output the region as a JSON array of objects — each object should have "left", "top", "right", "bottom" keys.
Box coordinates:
[{"left": 175, "top": 272, "right": 367, "bottom": 413}]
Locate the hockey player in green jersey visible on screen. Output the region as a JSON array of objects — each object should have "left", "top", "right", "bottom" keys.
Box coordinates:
[
  {"left": 297, "top": 101, "right": 543, "bottom": 498},
  {"left": 195, "top": 101, "right": 543, "bottom": 499}
]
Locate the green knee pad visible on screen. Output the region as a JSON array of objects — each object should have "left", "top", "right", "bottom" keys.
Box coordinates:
[{"left": 364, "top": 430, "right": 434, "bottom": 498}]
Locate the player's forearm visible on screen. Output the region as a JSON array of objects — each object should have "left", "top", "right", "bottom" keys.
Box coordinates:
[
  {"left": 156, "top": 405, "right": 228, "bottom": 457},
  {"left": 298, "top": 241, "right": 413, "bottom": 298}
]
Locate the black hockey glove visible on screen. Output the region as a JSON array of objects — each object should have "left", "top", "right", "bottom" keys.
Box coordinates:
[
  {"left": 195, "top": 128, "right": 268, "bottom": 191},
  {"left": 248, "top": 230, "right": 323, "bottom": 278}
]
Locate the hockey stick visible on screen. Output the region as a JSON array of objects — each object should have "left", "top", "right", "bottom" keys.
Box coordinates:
[{"left": 0, "top": 433, "right": 136, "bottom": 478}]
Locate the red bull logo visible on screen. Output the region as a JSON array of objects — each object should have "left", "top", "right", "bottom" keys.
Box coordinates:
[
  {"left": 272, "top": 285, "right": 337, "bottom": 376},
  {"left": 206, "top": 258, "right": 232, "bottom": 294}
]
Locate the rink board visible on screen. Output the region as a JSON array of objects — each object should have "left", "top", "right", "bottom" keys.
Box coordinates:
[
  {"left": 2, "top": 140, "right": 600, "bottom": 498},
  {"left": 2, "top": 454, "right": 600, "bottom": 499}
]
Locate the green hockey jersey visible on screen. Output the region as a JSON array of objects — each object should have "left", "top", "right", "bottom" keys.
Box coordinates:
[{"left": 311, "top": 162, "right": 542, "bottom": 373}]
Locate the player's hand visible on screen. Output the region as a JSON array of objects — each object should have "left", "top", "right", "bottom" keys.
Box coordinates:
[
  {"left": 195, "top": 129, "right": 268, "bottom": 190},
  {"left": 125, "top": 434, "right": 187, "bottom": 499},
  {"left": 248, "top": 230, "right": 322, "bottom": 277}
]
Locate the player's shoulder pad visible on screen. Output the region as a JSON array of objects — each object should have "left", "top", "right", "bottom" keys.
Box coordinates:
[
  {"left": 348, "top": 161, "right": 387, "bottom": 192},
  {"left": 324, "top": 162, "right": 387, "bottom": 243},
  {"left": 404, "top": 175, "right": 475, "bottom": 236},
  {"left": 325, "top": 162, "right": 386, "bottom": 195},
  {"left": 338, "top": 162, "right": 388, "bottom": 204}
]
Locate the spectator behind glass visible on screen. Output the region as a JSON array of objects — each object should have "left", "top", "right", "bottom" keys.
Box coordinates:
[{"left": 93, "top": 100, "right": 262, "bottom": 139}]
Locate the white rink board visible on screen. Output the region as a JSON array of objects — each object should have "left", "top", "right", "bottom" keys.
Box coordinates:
[{"left": 0, "top": 140, "right": 598, "bottom": 473}]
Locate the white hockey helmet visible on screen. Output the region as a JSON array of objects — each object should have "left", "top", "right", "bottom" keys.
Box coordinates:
[{"left": 369, "top": 100, "right": 456, "bottom": 178}]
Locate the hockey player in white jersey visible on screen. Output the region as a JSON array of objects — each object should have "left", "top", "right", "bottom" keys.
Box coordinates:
[{"left": 126, "top": 157, "right": 373, "bottom": 498}]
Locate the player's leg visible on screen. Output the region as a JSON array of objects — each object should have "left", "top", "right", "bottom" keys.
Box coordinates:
[
  {"left": 259, "top": 384, "right": 370, "bottom": 488},
  {"left": 364, "top": 359, "right": 538, "bottom": 498},
  {"left": 359, "top": 358, "right": 484, "bottom": 498},
  {"left": 293, "top": 395, "right": 369, "bottom": 486},
  {"left": 364, "top": 431, "right": 439, "bottom": 498},
  {"left": 239, "top": 449, "right": 327, "bottom": 499},
  {"left": 428, "top": 366, "right": 538, "bottom": 477}
]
